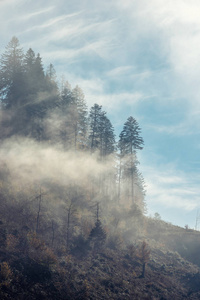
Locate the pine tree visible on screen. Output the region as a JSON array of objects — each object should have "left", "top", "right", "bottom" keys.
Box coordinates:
[
  {"left": 24, "top": 48, "right": 36, "bottom": 99},
  {"left": 120, "top": 116, "right": 144, "bottom": 154},
  {"left": 24, "top": 48, "right": 36, "bottom": 73},
  {"left": 34, "top": 53, "right": 46, "bottom": 92},
  {"left": 0, "top": 37, "right": 25, "bottom": 108},
  {"left": 88, "top": 104, "right": 115, "bottom": 157},
  {"left": 118, "top": 116, "right": 144, "bottom": 204},
  {"left": 71, "top": 86, "right": 88, "bottom": 150},
  {"left": 61, "top": 81, "right": 72, "bottom": 106},
  {"left": 23, "top": 53, "right": 47, "bottom": 140},
  {"left": 88, "top": 104, "right": 104, "bottom": 152},
  {"left": 46, "top": 63, "right": 58, "bottom": 94},
  {"left": 100, "top": 115, "right": 115, "bottom": 158},
  {"left": 88, "top": 219, "right": 106, "bottom": 251},
  {"left": 59, "top": 81, "right": 72, "bottom": 146}
]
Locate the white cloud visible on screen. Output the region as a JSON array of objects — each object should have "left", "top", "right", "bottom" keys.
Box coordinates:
[
  {"left": 0, "top": 0, "right": 23, "bottom": 5},
  {"left": 20, "top": 6, "right": 55, "bottom": 20},
  {"left": 116, "top": 0, "right": 200, "bottom": 108},
  {"left": 69, "top": 76, "right": 142, "bottom": 109},
  {"left": 19, "top": 11, "right": 118, "bottom": 64},
  {"left": 86, "top": 92, "right": 143, "bottom": 111},
  {"left": 106, "top": 66, "right": 133, "bottom": 77},
  {"left": 147, "top": 121, "right": 190, "bottom": 136},
  {"left": 145, "top": 107, "right": 200, "bottom": 137},
  {"left": 22, "top": 11, "right": 84, "bottom": 33},
  {"left": 142, "top": 164, "right": 200, "bottom": 212},
  {"left": 40, "top": 39, "right": 112, "bottom": 65}
]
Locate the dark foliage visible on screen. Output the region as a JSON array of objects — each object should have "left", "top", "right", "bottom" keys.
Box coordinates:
[{"left": 88, "top": 220, "right": 107, "bottom": 251}]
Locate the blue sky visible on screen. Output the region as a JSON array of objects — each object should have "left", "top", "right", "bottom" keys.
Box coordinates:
[{"left": 1, "top": 0, "right": 200, "bottom": 228}]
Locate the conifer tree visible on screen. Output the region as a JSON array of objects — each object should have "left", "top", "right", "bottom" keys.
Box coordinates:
[
  {"left": 24, "top": 48, "right": 36, "bottom": 99},
  {"left": 0, "top": 37, "right": 25, "bottom": 108},
  {"left": 118, "top": 116, "right": 144, "bottom": 204},
  {"left": 61, "top": 81, "right": 72, "bottom": 106},
  {"left": 89, "top": 104, "right": 115, "bottom": 157},
  {"left": 100, "top": 114, "right": 115, "bottom": 158},
  {"left": 120, "top": 116, "right": 144, "bottom": 154},
  {"left": 24, "top": 48, "right": 36, "bottom": 73},
  {"left": 46, "top": 63, "right": 58, "bottom": 94},
  {"left": 59, "top": 81, "right": 72, "bottom": 146},
  {"left": 59, "top": 85, "right": 87, "bottom": 150},
  {"left": 88, "top": 219, "right": 107, "bottom": 251},
  {"left": 71, "top": 86, "right": 88, "bottom": 150},
  {"left": 88, "top": 103, "right": 104, "bottom": 152},
  {"left": 34, "top": 53, "right": 46, "bottom": 92},
  {"left": 88, "top": 203, "right": 107, "bottom": 251}
]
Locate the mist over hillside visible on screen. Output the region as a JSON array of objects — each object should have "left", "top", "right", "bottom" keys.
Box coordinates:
[{"left": 0, "top": 37, "right": 200, "bottom": 299}]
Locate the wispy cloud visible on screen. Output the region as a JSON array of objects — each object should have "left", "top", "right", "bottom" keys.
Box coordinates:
[
  {"left": 106, "top": 66, "right": 133, "bottom": 77},
  {"left": 20, "top": 6, "right": 55, "bottom": 20},
  {"left": 145, "top": 109, "right": 200, "bottom": 137},
  {"left": 22, "top": 11, "right": 84, "bottom": 33},
  {"left": 0, "top": 0, "right": 24, "bottom": 5},
  {"left": 57, "top": 73, "right": 143, "bottom": 112},
  {"left": 87, "top": 92, "right": 143, "bottom": 111},
  {"left": 147, "top": 122, "right": 191, "bottom": 136},
  {"left": 20, "top": 12, "right": 118, "bottom": 64},
  {"left": 142, "top": 164, "right": 200, "bottom": 212},
  {"left": 40, "top": 38, "right": 113, "bottom": 64},
  {"left": 116, "top": 0, "right": 200, "bottom": 109}
]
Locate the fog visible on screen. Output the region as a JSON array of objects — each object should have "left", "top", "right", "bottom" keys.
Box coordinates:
[{"left": 0, "top": 137, "right": 111, "bottom": 186}]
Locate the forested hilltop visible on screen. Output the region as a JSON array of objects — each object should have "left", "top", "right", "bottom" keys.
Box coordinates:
[
  {"left": 0, "top": 36, "right": 146, "bottom": 218},
  {"left": 1, "top": 37, "right": 200, "bottom": 299}
]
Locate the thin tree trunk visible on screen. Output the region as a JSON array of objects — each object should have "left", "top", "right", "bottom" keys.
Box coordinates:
[
  {"left": 51, "top": 220, "right": 55, "bottom": 247},
  {"left": 118, "top": 157, "right": 122, "bottom": 203},
  {"left": 142, "top": 262, "right": 146, "bottom": 278},
  {"left": 36, "top": 188, "right": 42, "bottom": 233},
  {"left": 130, "top": 146, "right": 134, "bottom": 204},
  {"left": 66, "top": 203, "right": 72, "bottom": 251}
]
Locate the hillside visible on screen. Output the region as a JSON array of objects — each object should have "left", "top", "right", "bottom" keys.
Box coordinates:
[
  {"left": 0, "top": 37, "right": 200, "bottom": 299},
  {"left": 0, "top": 216, "right": 200, "bottom": 299}
]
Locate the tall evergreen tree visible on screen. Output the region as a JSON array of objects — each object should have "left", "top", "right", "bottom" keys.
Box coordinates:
[
  {"left": 89, "top": 104, "right": 103, "bottom": 152},
  {"left": 46, "top": 63, "right": 58, "bottom": 94},
  {"left": 59, "top": 84, "right": 87, "bottom": 150},
  {"left": 61, "top": 80, "right": 72, "bottom": 105},
  {"left": 24, "top": 48, "right": 36, "bottom": 73},
  {"left": 24, "top": 55, "right": 59, "bottom": 141},
  {"left": 71, "top": 86, "right": 88, "bottom": 150},
  {"left": 120, "top": 116, "right": 144, "bottom": 154},
  {"left": 100, "top": 115, "right": 115, "bottom": 158},
  {"left": 0, "top": 37, "right": 25, "bottom": 108},
  {"left": 24, "top": 48, "right": 36, "bottom": 99},
  {"left": 59, "top": 81, "right": 72, "bottom": 146},
  {"left": 118, "top": 116, "right": 144, "bottom": 204},
  {"left": 89, "top": 104, "right": 115, "bottom": 158},
  {"left": 34, "top": 53, "right": 46, "bottom": 92},
  {"left": 23, "top": 49, "right": 48, "bottom": 101}
]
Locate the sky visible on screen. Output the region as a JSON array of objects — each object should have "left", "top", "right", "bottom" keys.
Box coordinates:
[{"left": 0, "top": 0, "right": 200, "bottom": 228}]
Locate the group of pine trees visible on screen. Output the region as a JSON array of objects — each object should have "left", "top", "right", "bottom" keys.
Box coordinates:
[
  {"left": 0, "top": 36, "right": 145, "bottom": 211},
  {"left": 0, "top": 37, "right": 147, "bottom": 257}
]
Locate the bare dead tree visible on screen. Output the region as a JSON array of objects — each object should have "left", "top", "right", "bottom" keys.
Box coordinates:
[
  {"left": 51, "top": 220, "right": 55, "bottom": 247},
  {"left": 66, "top": 202, "right": 73, "bottom": 251},
  {"left": 35, "top": 187, "right": 47, "bottom": 234}
]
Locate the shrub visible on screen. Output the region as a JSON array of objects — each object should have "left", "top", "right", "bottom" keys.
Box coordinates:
[
  {"left": 136, "top": 241, "right": 151, "bottom": 278},
  {"left": 0, "top": 262, "right": 12, "bottom": 286},
  {"left": 88, "top": 220, "right": 106, "bottom": 251}
]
